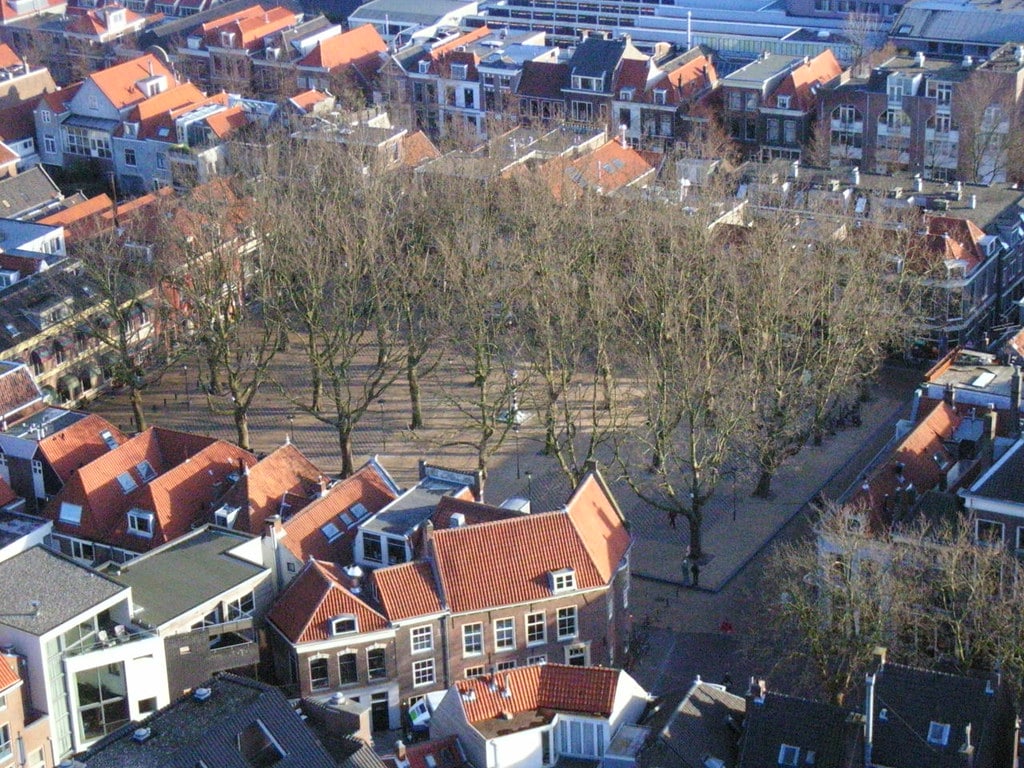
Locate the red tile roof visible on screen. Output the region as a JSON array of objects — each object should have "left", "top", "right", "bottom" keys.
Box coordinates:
[
  {"left": 0, "top": 0, "right": 64, "bottom": 24},
  {"left": 911, "top": 216, "right": 988, "bottom": 275},
  {"left": 267, "top": 559, "right": 388, "bottom": 643},
  {"left": 542, "top": 140, "right": 656, "bottom": 198},
  {"left": 215, "top": 442, "right": 323, "bottom": 534},
  {"left": 43, "top": 427, "right": 256, "bottom": 551},
  {"left": 281, "top": 461, "right": 398, "bottom": 562},
  {"left": 385, "top": 736, "right": 464, "bottom": 768},
  {"left": 373, "top": 561, "right": 443, "bottom": 620},
  {"left": 0, "top": 363, "right": 42, "bottom": 422},
  {"left": 401, "top": 131, "right": 441, "bottom": 167},
  {"left": 40, "top": 83, "right": 82, "bottom": 114},
  {"left": 205, "top": 104, "right": 247, "bottom": 138},
  {"left": 297, "top": 23, "right": 386, "bottom": 75},
  {"left": 0, "top": 476, "right": 17, "bottom": 508},
  {"left": 125, "top": 82, "right": 214, "bottom": 141},
  {"left": 89, "top": 54, "right": 176, "bottom": 110},
  {"left": 0, "top": 655, "right": 20, "bottom": 692},
  {"left": 851, "top": 400, "right": 962, "bottom": 528},
  {"left": 419, "top": 26, "right": 491, "bottom": 75},
  {"left": 288, "top": 89, "right": 330, "bottom": 113},
  {"left": 37, "top": 413, "right": 127, "bottom": 484},
  {"left": 0, "top": 43, "right": 20, "bottom": 70},
  {"left": 457, "top": 664, "right": 620, "bottom": 723},
  {"left": 0, "top": 143, "right": 17, "bottom": 169},
  {"left": 38, "top": 193, "right": 114, "bottom": 244},
  {"left": 433, "top": 513, "right": 602, "bottom": 614},
  {"left": 66, "top": 6, "right": 145, "bottom": 37},
  {"left": 431, "top": 496, "right": 522, "bottom": 529},
  {"left": 664, "top": 54, "right": 716, "bottom": 102},
  {"left": 768, "top": 50, "right": 841, "bottom": 111},
  {"left": 565, "top": 472, "right": 630, "bottom": 582},
  {"left": 201, "top": 5, "right": 298, "bottom": 50}
]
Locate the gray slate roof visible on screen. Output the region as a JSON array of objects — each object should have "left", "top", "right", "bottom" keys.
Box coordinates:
[
  {"left": 0, "top": 546, "right": 125, "bottom": 636},
  {"left": 872, "top": 663, "right": 1012, "bottom": 768},
  {"left": 83, "top": 674, "right": 338, "bottom": 768},
  {"left": 0, "top": 166, "right": 63, "bottom": 221},
  {"left": 890, "top": 4, "right": 1024, "bottom": 46},
  {"left": 567, "top": 37, "right": 627, "bottom": 88},
  {"left": 659, "top": 680, "right": 745, "bottom": 768},
  {"left": 739, "top": 691, "right": 861, "bottom": 768},
  {"left": 113, "top": 527, "right": 267, "bottom": 629},
  {"left": 969, "top": 438, "right": 1024, "bottom": 503}
]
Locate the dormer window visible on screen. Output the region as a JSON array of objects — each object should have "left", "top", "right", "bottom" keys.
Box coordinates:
[
  {"left": 619, "top": 87, "right": 634, "bottom": 101},
  {"left": 777, "top": 95, "right": 791, "bottom": 109},
  {"left": 214, "top": 504, "right": 240, "bottom": 528},
  {"left": 572, "top": 75, "right": 602, "bottom": 91},
  {"left": 330, "top": 615, "right": 357, "bottom": 635},
  {"left": 927, "top": 721, "right": 950, "bottom": 746},
  {"left": 418, "top": 60, "right": 431, "bottom": 74},
  {"left": 127, "top": 508, "right": 154, "bottom": 537},
  {"left": 451, "top": 63, "right": 468, "bottom": 79},
  {"left": 653, "top": 88, "right": 667, "bottom": 105},
  {"left": 117, "top": 471, "right": 138, "bottom": 494},
  {"left": 550, "top": 568, "right": 576, "bottom": 593},
  {"left": 778, "top": 745, "right": 800, "bottom": 767}
]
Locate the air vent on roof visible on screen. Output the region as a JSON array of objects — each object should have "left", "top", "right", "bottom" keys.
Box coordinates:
[
  {"left": 450, "top": 512, "right": 466, "bottom": 527},
  {"left": 194, "top": 687, "right": 212, "bottom": 701},
  {"left": 132, "top": 727, "right": 153, "bottom": 743}
]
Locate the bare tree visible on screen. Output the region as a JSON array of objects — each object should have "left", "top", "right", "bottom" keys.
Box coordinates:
[{"left": 955, "top": 68, "right": 1023, "bottom": 185}]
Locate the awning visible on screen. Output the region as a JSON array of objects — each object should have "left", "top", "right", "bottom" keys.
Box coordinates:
[
  {"left": 75, "top": 323, "right": 93, "bottom": 339},
  {"left": 53, "top": 334, "right": 75, "bottom": 351},
  {"left": 81, "top": 364, "right": 103, "bottom": 388},
  {"left": 33, "top": 346, "right": 53, "bottom": 360}
]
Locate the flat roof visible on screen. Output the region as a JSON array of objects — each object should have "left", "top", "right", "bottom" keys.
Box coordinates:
[
  {"left": 0, "top": 547, "right": 125, "bottom": 636},
  {"left": 362, "top": 480, "right": 466, "bottom": 537},
  {"left": 721, "top": 52, "right": 804, "bottom": 87},
  {"left": 0, "top": 512, "right": 49, "bottom": 549},
  {"left": 2, "top": 407, "right": 85, "bottom": 442},
  {"left": 350, "top": 0, "right": 477, "bottom": 23},
  {"left": 113, "top": 527, "right": 266, "bottom": 629}
]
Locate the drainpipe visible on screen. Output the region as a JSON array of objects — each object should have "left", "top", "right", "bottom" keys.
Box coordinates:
[{"left": 865, "top": 673, "right": 875, "bottom": 768}]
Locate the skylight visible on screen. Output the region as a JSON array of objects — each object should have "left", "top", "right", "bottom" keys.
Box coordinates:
[
  {"left": 59, "top": 502, "right": 83, "bottom": 525},
  {"left": 927, "top": 721, "right": 950, "bottom": 746},
  {"left": 136, "top": 459, "right": 157, "bottom": 482},
  {"left": 321, "top": 522, "right": 341, "bottom": 542},
  {"left": 350, "top": 502, "right": 369, "bottom": 520},
  {"left": 778, "top": 745, "right": 800, "bottom": 767},
  {"left": 117, "top": 472, "right": 138, "bottom": 494},
  {"left": 100, "top": 430, "right": 118, "bottom": 450}
]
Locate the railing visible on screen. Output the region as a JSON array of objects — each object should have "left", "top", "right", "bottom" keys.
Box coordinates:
[{"left": 62, "top": 624, "right": 156, "bottom": 659}]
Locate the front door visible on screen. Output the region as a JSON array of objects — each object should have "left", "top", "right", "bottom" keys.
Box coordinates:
[{"left": 371, "top": 692, "right": 390, "bottom": 731}]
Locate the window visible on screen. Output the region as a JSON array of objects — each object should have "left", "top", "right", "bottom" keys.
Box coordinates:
[
  {"left": 833, "top": 105, "right": 860, "bottom": 125},
  {"left": 117, "top": 472, "right": 138, "bottom": 493},
  {"left": 124, "top": 148, "right": 137, "bottom": 167},
  {"left": 551, "top": 568, "right": 576, "bottom": 592},
  {"left": 156, "top": 153, "right": 166, "bottom": 170},
  {"left": 411, "top": 626, "right": 433, "bottom": 653},
  {"left": 767, "top": 119, "right": 779, "bottom": 142},
  {"left": 412, "top": 658, "right": 435, "bottom": 687},
  {"left": 60, "top": 502, "right": 83, "bottom": 525},
  {"left": 745, "top": 93, "right": 757, "bottom": 112},
  {"left": 138, "top": 696, "right": 157, "bottom": 714},
  {"left": 784, "top": 120, "right": 796, "bottom": 144},
  {"left": 228, "top": 592, "right": 254, "bottom": 618},
  {"left": 331, "top": 615, "right": 357, "bottom": 635},
  {"left": 338, "top": 652, "right": 358, "bottom": 684},
  {"left": 387, "top": 537, "right": 406, "bottom": 565},
  {"left": 127, "top": 509, "right": 154, "bottom": 537},
  {"left": 321, "top": 522, "right": 341, "bottom": 542},
  {"left": 44, "top": 134, "right": 56, "bottom": 153},
  {"left": 976, "top": 519, "right": 1004, "bottom": 545},
  {"left": 1016, "top": 526, "right": 1024, "bottom": 551},
  {"left": 526, "top": 612, "right": 546, "bottom": 645},
  {"left": 571, "top": 100, "right": 594, "bottom": 122},
  {"left": 0, "top": 723, "right": 9, "bottom": 762},
  {"left": 310, "top": 657, "right": 329, "bottom": 689},
  {"left": 496, "top": 659, "right": 517, "bottom": 671},
  {"left": 653, "top": 88, "right": 667, "bottom": 105},
  {"left": 136, "top": 460, "right": 156, "bottom": 482},
  {"left": 463, "top": 623, "right": 483, "bottom": 655},
  {"left": 728, "top": 91, "right": 742, "bottom": 110},
  {"left": 927, "top": 722, "right": 950, "bottom": 746},
  {"left": 527, "top": 654, "right": 547, "bottom": 665},
  {"left": 451, "top": 63, "right": 468, "bottom": 79},
  {"left": 557, "top": 607, "right": 577, "bottom": 639},
  {"left": 215, "top": 504, "right": 240, "bottom": 528},
  {"left": 363, "top": 533, "right": 383, "bottom": 563},
  {"left": 494, "top": 618, "right": 515, "bottom": 651},
  {"left": 778, "top": 745, "right": 800, "bottom": 766},
  {"left": 367, "top": 648, "right": 387, "bottom": 679},
  {"left": 777, "top": 95, "right": 790, "bottom": 109},
  {"left": 465, "top": 665, "right": 485, "bottom": 678},
  {"left": 619, "top": 87, "right": 634, "bottom": 100},
  {"left": 71, "top": 539, "right": 95, "bottom": 562},
  {"left": 566, "top": 645, "right": 587, "bottom": 666},
  {"left": 41, "top": 109, "right": 51, "bottom": 123},
  {"left": 926, "top": 80, "right": 953, "bottom": 104}
]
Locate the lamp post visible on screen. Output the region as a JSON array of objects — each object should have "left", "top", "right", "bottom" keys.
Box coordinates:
[
  {"left": 379, "top": 399, "right": 386, "bottom": 453},
  {"left": 183, "top": 364, "right": 189, "bottom": 410},
  {"left": 513, "top": 422, "right": 521, "bottom": 479},
  {"left": 525, "top": 470, "right": 533, "bottom": 506},
  {"left": 288, "top": 413, "right": 295, "bottom": 444}
]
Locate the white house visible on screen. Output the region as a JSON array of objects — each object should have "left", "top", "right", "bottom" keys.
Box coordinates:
[{"left": 428, "top": 663, "right": 650, "bottom": 768}]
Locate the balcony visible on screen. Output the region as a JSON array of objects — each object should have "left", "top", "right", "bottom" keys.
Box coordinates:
[{"left": 62, "top": 623, "right": 155, "bottom": 659}]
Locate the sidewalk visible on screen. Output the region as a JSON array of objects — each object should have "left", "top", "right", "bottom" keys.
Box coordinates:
[{"left": 87, "top": 355, "right": 923, "bottom": 593}]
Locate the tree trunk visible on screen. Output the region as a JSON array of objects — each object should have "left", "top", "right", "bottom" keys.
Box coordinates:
[
  {"left": 543, "top": 402, "right": 557, "bottom": 456},
  {"left": 687, "top": 512, "right": 703, "bottom": 562},
  {"left": 753, "top": 469, "right": 774, "bottom": 499},
  {"left": 130, "top": 386, "right": 147, "bottom": 432},
  {"left": 234, "top": 408, "right": 251, "bottom": 451},
  {"left": 206, "top": 355, "right": 221, "bottom": 394},
  {"left": 338, "top": 426, "right": 354, "bottom": 478},
  {"left": 407, "top": 355, "right": 424, "bottom": 430},
  {"left": 310, "top": 369, "right": 322, "bottom": 413}
]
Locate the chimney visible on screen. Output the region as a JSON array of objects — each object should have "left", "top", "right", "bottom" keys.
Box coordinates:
[
  {"left": 959, "top": 724, "right": 974, "bottom": 762},
  {"left": 851, "top": 166, "right": 860, "bottom": 186},
  {"left": 970, "top": 194, "right": 977, "bottom": 209},
  {"left": 395, "top": 740, "right": 408, "bottom": 762},
  {"left": 865, "top": 673, "right": 876, "bottom": 768},
  {"left": 264, "top": 514, "right": 284, "bottom": 543},
  {"left": 913, "top": 174, "right": 924, "bottom": 192},
  {"left": 790, "top": 160, "right": 799, "bottom": 180},
  {"left": 318, "top": 475, "right": 329, "bottom": 498},
  {"left": 343, "top": 565, "right": 364, "bottom": 594},
  {"left": 873, "top": 646, "right": 887, "bottom": 670},
  {"left": 914, "top": 51, "right": 926, "bottom": 67}
]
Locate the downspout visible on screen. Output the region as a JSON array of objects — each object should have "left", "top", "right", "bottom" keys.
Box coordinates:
[{"left": 865, "top": 673, "right": 875, "bottom": 768}]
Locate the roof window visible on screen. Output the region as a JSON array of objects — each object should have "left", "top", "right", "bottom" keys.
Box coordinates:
[
  {"left": 59, "top": 502, "right": 83, "bottom": 525},
  {"left": 330, "top": 614, "right": 357, "bottom": 635},
  {"left": 321, "top": 522, "right": 342, "bottom": 542},
  {"left": 99, "top": 429, "right": 118, "bottom": 450},
  {"left": 550, "top": 568, "right": 576, "bottom": 593},
  {"left": 117, "top": 471, "right": 138, "bottom": 494},
  {"left": 136, "top": 459, "right": 156, "bottom": 483},
  {"left": 778, "top": 745, "right": 800, "bottom": 767},
  {"left": 927, "top": 722, "right": 950, "bottom": 746},
  {"left": 238, "top": 720, "right": 284, "bottom": 767}
]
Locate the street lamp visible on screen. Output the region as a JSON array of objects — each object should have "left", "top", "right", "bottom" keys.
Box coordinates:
[
  {"left": 288, "top": 413, "right": 295, "bottom": 444},
  {"left": 379, "top": 399, "right": 387, "bottom": 453},
  {"left": 183, "top": 364, "right": 189, "bottom": 410},
  {"left": 525, "top": 469, "right": 533, "bottom": 506},
  {"left": 513, "top": 422, "right": 521, "bottom": 479}
]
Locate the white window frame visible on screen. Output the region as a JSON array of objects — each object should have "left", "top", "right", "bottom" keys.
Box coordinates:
[
  {"left": 59, "top": 502, "right": 83, "bottom": 525},
  {"left": 465, "top": 665, "right": 486, "bottom": 678},
  {"left": 496, "top": 659, "right": 516, "bottom": 671},
  {"left": 551, "top": 568, "right": 576, "bottom": 593},
  {"left": 411, "top": 625, "right": 433, "bottom": 653},
  {"left": 777, "top": 95, "right": 791, "bottom": 109},
  {"left": 117, "top": 471, "right": 138, "bottom": 494},
  {"left": 127, "top": 509, "right": 154, "bottom": 537},
  {"left": 494, "top": 617, "right": 516, "bottom": 651},
  {"left": 557, "top": 606, "right": 578, "bottom": 639},
  {"left": 463, "top": 623, "right": 483, "bottom": 656},
  {"left": 526, "top": 611, "right": 546, "bottom": 645},
  {"left": 412, "top": 658, "right": 435, "bottom": 687},
  {"left": 527, "top": 654, "right": 547, "bottom": 666},
  {"left": 976, "top": 519, "right": 1004, "bottom": 546},
  {"left": 779, "top": 744, "right": 800, "bottom": 766},
  {"left": 331, "top": 615, "right": 358, "bottom": 635}
]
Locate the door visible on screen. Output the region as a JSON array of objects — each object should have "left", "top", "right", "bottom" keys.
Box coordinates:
[{"left": 371, "top": 691, "right": 390, "bottom": 731}]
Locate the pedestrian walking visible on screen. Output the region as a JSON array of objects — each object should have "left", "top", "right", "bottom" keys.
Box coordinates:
[
  {"left": 690, "top": 561, "right": 700, "bottom": 588},
  {"left": 668, "top": 510, "right": 677, "bottom": 529}
]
